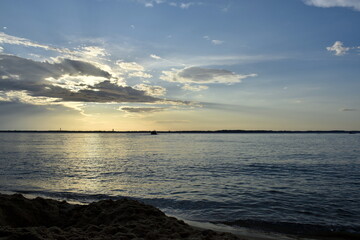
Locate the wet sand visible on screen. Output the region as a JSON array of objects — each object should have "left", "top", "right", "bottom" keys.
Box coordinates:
[{"left": 0, "top": 193, "right": 242, "bottom": 240}]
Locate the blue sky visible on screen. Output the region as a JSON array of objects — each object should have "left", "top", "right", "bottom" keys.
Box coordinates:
[{"left": 0, "top": 0, "right": 359, "bottom": 130}]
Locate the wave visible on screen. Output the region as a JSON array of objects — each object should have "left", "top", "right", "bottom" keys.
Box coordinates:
[{"left": 11, "top": 189, "right": 235, "bottom": 214}]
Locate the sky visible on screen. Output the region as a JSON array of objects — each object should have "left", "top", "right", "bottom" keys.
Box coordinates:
[{"left": 0, "top": 0, "right": 359, "bottom": 131}]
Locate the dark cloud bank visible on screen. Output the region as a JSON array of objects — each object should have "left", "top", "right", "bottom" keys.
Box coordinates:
[{"left": 0, "top": 54, "right": 159, "bottom": 103}]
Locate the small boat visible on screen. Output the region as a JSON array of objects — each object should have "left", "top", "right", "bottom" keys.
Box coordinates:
[{"left": 150, "top": 130, "right": 157, "bottom": 135}]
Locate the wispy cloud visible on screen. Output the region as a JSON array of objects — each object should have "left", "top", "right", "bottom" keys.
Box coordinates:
[
  {"left": 128, "top": 71, "right": 153, "bottom": 78},
  {"left": 0, "top": 32, "right": 112, "bottom": 67},
  {"left": 135, "top": 0, "right": 200, "bottom": 9},
  {"left": 119, "top": 106, "right": 165, "bottom": 113},
  {"left": 144, "top": 54, "right": 285, "bottom": 70},
  {"left": 221, "top": 2, "right": 231, "bottom": 12},
  {"left": 116, "top": 61, "right": 145, "bottom": 71},
  {"left": 181, "top": 84, "right": 208, "bottom": 91},
  {"left": 150, "top": 54, "right": 162, "bottom": 60},
  {"left": 76, "top": 46, "right": 109, "bottom": 58},
  {"left": 340, "top": 108, "right": 357, "bottom": 112},
  {"left": 211, "top": 40, "right": 224, "bottom": 45},
  {"left": 0, "top": 90, "right": 61, "bottom": 105},
  {"left": 133, "top": 83, "right": 167, "bottom": 96},
  {"left": 203, "top": 36, "right": 224, "bottom": 45},
  {"left": 116, "top": 99, "right": 197, "bottom": 116},
  {"left": 160, "top": 67, "right": 257, "bottom": 84},
  {"left": 0, "top": 32, "right": 73, "bottom": 54},
  {"left": 179, "top": 2, "right": 194, "bottom": 9},
  {"left": 116, "top": 60, "right": 153, "bottom": 79},
  {"left": 303, "top": 0, "right": 360, "bottom": 11}
]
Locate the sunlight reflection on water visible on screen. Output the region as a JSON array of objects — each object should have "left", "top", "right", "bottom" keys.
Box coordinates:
[{"left": 0, "top": 132, "right": 359, "bottom": 229}]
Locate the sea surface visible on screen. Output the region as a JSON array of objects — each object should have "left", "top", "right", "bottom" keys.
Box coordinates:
[{"left": 0, "top": 132, "right": 359, "bottom": 236}]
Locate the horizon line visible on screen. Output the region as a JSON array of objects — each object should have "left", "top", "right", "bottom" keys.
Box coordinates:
[{"left": 0, "top": 130, "right": 359, "bottom": 134}]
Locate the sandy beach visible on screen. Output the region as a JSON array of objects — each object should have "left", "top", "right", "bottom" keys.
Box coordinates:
[
  {"left": 0, "top": 193, "right": 244, "bottom": 240},
  {"left": 1, "top": 193, "right": 358, "bottom": 240}
]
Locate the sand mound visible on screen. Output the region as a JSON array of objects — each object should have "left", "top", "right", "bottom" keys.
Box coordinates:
[{"left": 0, "top": 193, "right": 240, "bottom": 240}]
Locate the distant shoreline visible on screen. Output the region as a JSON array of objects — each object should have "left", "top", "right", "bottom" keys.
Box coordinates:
[{"left": 0, "top": 130, "right": 358, "bottom": 134}]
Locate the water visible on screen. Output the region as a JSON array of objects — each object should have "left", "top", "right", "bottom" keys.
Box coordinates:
[{"left": 0, "top": 132, "right": 359, "bottom": 236}]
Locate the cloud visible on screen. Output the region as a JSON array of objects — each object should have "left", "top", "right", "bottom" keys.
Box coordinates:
[
  {"left": 119, "top": 106, "right": 165, "bottom": 113},
  {"left": 116, "top": 60, "right": 153, "bottom": 79},
  {"left": 326, "top": 41, "right": 350, "bottom": 56},
  {"left": 133, "top": 83, "right": 167, "bottom": 96},
  {"left": 76, "top": 46, "right": 109, "bottom": 58},
  {"left": 146, "top": 54, "right": 286, "bottom": 69},
  {"left": 116, "top": 61, "right": 145, "bottom": 71},
  {"left": 222, "top": 2, "right": 231, "bottom": 12},
  {"left": 0, "top": 32, "right": 73, "bottom": 54},
  {"left": 150, "top": 54, "right": 162, "bottom": 60},
  {"left": 303, "top": 0, "right": 360, "bottom": 11},
  {"left": 68, "top": 81, "right": 158, "bottom": 103},
  {"left": 179, "top": 2, "right": 194, "bottom": 9},
  {"left": 135, "top": 0, "right": 200, "bottom": 9},
  {"left": 117, "top": 97, "right": 199, "bottom": 116},
  {"left": 203, "top": 36, "right": 224, "bottom": 45},
  {"left": 0, "top": 54, "right": 111, "bottom": 82},
  {"left": 340, "top": 108, "right": 357, "bottom": 111},
  {"left": 211, "top": 40, "right": 224, "bottom": 45},
  {"left": 0, "top": 33, "right": 198, "bottom": 116},
  {"left": 128, "top": 71, "right": 153, "bottom": 78},
  {"left": 0, "top": 46, "right": 3, "bottom": 53},
  {"left": 0, "top": 90, "right": 61, "bottom": 105},
  {"left": 0, "top": 54, "right": 159, "bottom": 105},
  {"left": 160, "top": 67, "right": 257, "bottom": 84},
  {"left": 0, "top": 32, "right": 111, "bottom": 65},
  {"left": 45, "top": 75, "right": 109, "bottom": 92},
  {"left": 182, "top": 84, "right": 209, "bottom": 91}
]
